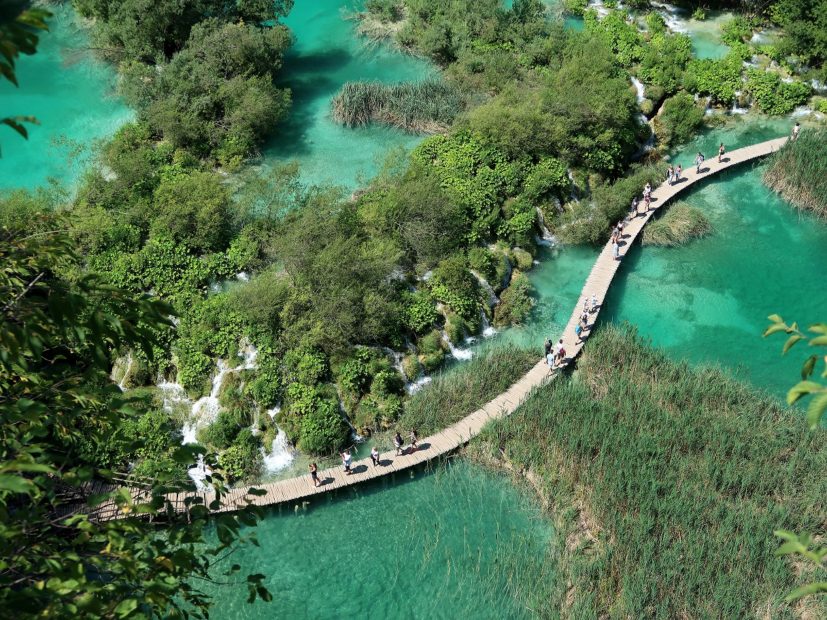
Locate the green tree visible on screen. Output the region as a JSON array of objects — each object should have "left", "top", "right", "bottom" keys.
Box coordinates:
[{"left": 0, "top": 228, "right": 270, "bottom": 617}]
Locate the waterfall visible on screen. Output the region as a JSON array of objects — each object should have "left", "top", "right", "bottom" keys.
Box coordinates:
[
  {"left": 441, "top": 330, "right": 473, "bottom": 361},
  {"left": 631, "top": 77, "right": 645, "bottom": 104},
  {"left": 406, "top": 375, "right": 432, "bottom": 394},
  {"left": 730, "top": 92, "right": 748, "bottom": 115},
  {"left": 471, "top": 272, "right": 499, "bottom": 308},
  {"left": 480, "top": 309, "right": 497, "bottom": 338},
  {"left": 187, "top": 455, "right": 212, "bottom": 490},
  {"left": 173, "top": 343, "right": 258, "bottom": 445},
  {"left": 535, "top": 207, "right": 556, "bottom": 246},
  {"left": 112, "top": 351, "right": 134, "bottom": 391},
  {"left": 236, "top": 271, "right": 250, "bottom": 281},
  {"left": 262, "top": 428, "right": 295, "bottom": 474}
]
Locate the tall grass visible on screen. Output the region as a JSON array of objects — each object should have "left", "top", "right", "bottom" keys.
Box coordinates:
[
  {"left": 331, "top": 79, "right": 464, "bottom": 133},
  {"left": 470, "top": 325, "right": 827, "bottom": 618},
  {"left": 642, "top": 201, "right": 711, "bottom": 246},
  {"left": 764, "top": 129, "right": 827, "bottom": 218},
  {"left": 398, "top": 345, "right": 536, "bottom": 436}
]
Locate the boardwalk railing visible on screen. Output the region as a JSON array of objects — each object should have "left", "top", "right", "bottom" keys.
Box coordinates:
[{"left": 85, "top": 137, "right": 788, "bottom": 521}]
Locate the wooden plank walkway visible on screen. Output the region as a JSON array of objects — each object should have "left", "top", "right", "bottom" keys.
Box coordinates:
[{"left": 87, "top": 137, "right": 787, "bottom": 520}]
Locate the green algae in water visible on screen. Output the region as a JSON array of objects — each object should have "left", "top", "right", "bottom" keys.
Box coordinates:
[
  {"left": 208, "top": 461, "right": 555, "bottom": 619},
  {"left": 0, "top": 4, "right": 132, "bottom": 191},
  {"left": 261, "top": 0, "right": 436, "bottom": 189}
]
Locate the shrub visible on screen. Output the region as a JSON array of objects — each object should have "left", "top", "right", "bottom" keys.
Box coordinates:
[
  {"left": 638, "top": 31, "right": 693, "bottom": 94},
  {"left": 562, "top": 0, "right": 589, "bottom": 16},
  {"left": 468, "top": 246, "right": 497, "bottom": 283},
  {"left": 522, "top": 157, "right": 569, "bottom": 203},
  {"left": 745, "top": 71, "right": 811, "bottom": 115},
  {"left": 584, "top": 10, "right": 644, "bottom": 69},
  {"left": 493, "top": 272, "right": 535, "bottom": 327},
  {"left": 683, "top": 53, "right": 743, "bottom": 104},
  {"left": 218, "top": 428, "right": 262, "bottom": 482},
  {"left": 654, "top": 92, "right": 705, "bottom": 147},
  {"left": 282, "top": 348, "right": 328, "bottom": 386},
  {"left": 298, "top": 397, "right": 348, "bottom": 455},
  {"left": 402, "top": 354, "right": 422, "bottom": 381},
  {"left": 510, "top": 247, "right": 534, "bottom": 272},
  {"left": 429, "top": 255, "right": 480, "bottom": 321},
  {"left": 720, "top": 15, "right": 754, "bottom": 46},
  {"left": 642, "top": 202, "right": 712, "bottom": 246},
  {"left": 499, "top": 198, "right": 537, "bottom": 247},
  {"left": 402, "top": 291, "right": 440, "bottom": 335}
]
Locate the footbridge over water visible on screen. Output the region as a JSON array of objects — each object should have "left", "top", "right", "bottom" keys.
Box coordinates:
[{"left": 87, "top": 137, "right": 788, "bottom": 520}]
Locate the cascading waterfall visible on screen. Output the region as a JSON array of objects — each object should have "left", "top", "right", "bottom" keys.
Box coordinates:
[
  {"left": 187, "top": 455, "right": 212, "bottom": 490},
  {"left": 262, "top": 428, "right": 295, "bottom": 473},
  {"left": 535, "top": 207, "right": 556, "bottom": 246},
  {"left": 441, "top": 330, "right": 474, "bottom": 361},
  {"left": 631, "top": 76, "right": 646, "bottom": 105}
]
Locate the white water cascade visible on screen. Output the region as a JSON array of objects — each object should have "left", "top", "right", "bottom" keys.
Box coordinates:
[
  {"left": 262, "top": 428, "right": 295, "bottom": 474},
  {"left": 187, "top": 455, "right": 212, "bottom": 490},
  {"left": 441, "top": 330, "right": 474, "bottom": 361},
  {"left": 480, "top": 309, "right": 497, "bottom": 339},
  {"left": 535, "top": 207, "right": 556, "bottom": 246},
  {"left": 631, "top": 76, "right": 646, "bottom": 104}
]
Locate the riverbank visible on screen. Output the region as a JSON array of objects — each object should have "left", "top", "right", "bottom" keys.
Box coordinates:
[{"left": 467, "top": 325, "right": 827, "bottom": 617}]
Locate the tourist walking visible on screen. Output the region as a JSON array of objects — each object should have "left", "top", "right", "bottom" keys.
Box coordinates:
[
  {"left": 409, "top": 430, "right": 418, "bottom": 453},
  {"left": 718, "top": 143, "right": 725, "bottom": 162},
  {"left": 393, "top": 431, "right": 404, "bottom": 456},
  {"left": 575, "top": 322, "right": 583, "bottom": 341},
  {"left": 552, "top": 339, "right": 563, "bottom": 366},
  {"left": 666, "top": 164, "right": 674, "bottom": 185},
  {"left": 370, "top": 446, "right": 380, "bottom": 467},
  {"left": 555, "top": 343, "right": 567, "bottom": 367},
  {"left": 340, "top": 449, "right": 352, "bottom": 475},
  {"left": 612, "top": 239, "right": 620, "bottom": 261},
  {"left": 544, "top": 338, "right": 552, "bottom": 357},
  {"left": 546, "top": 350, "right": 555, "bottom": 369},
  {"left": 695, "top": 152, "right": 704, "bottom": 173},
  {"left": 590, "top": 293, "right": 599, "bottom": 313},
  {"left": 792, "top": 122, "right": 801, "bottom": 141},
  {"left": 310, "top": 462, "right": 321, "bottom": 487},
  {"left": 631, "top": 196, "right": 638, "bottom": 216}
]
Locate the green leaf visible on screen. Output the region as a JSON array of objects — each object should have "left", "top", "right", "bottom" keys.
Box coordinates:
[
  {"left": 763, "top": 322, "right": 788, "bottom": 337},
  {"left": 767, "top": 314, "right": 784, "bottom": 323},
  {"left": 801, "top": 355, "right": 817, "bottom": 380},
  {"left": 114, "top": 598, "right": 139, "bottom": 617},
  {"left": 782, "top": 334, "right": 803, "bottom": 354},
  {"left": 0, "top": 474, "right": 34, "bottom": 493},
  {"left": 808, "top": 335, "right": 827, "bottom": 346},
  {"left": 786, "top": 381, "right": 824, "bottom": 405},
  {"left": 807, "top": 323, "right": 827, "bottom": 335},
  {"left": 785, "top": 581, "right": 827, "bottom": 602},
  {"left": 806, "top": 391, "right": 827, "bottom": 430}
]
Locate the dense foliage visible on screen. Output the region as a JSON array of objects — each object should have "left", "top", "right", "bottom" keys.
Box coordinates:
[
  {"left": 471, "top": 326, "right": 827, "bottom": 617},
  {"left": 0, "top": 229, "right": 270, "bottom": 617},
  {"left": 642, "top": 201, "right": 711, "bottom": 246},
  {"left": 74, "top": 0, "right": 293, "bottom": 163}
]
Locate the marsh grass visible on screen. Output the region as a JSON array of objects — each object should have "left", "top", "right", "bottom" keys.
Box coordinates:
[
  {"left": 470, "top": 325, "right": 827, "bottom": 618},
  {"left": 642, "top": 201, "right": 712, "bottom": 246},
  {"left": 398, "top": 345, "right": 536, "bottom": 436},
  {"left": 764, "top": 130, "right": 827, "bottom": 218},
  {"left": 331, "top": 79, "right": 464, "bottom": 133}
]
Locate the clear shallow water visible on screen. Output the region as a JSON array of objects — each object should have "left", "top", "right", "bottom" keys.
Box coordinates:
[
  {"left": 261, "top": 0, "right": 435, "bottom": 189},
  {"left": 0, "top": 4, "right": 132, "bottom": 190},
  {"left": 208, "top": 461, "right": 554, "bottom": 619},
  {"left": 512, "top": 117, "right": 826, "bottom": 400}
]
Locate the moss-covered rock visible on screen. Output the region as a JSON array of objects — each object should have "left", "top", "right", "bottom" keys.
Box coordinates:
[
  {"left": 493, "top": 271, "right": 535, "bottom": 327},
  {"left": 509, "top": 247, "right": 534, "bottom": 272}
]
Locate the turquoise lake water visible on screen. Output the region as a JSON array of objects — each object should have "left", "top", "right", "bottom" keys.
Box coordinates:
[
  {"left": 206, "top": 461, "right": 554, "bottom": 619},
  {"left": 0, "top": 4, "right": 132, "bottom": 190},
  {"left": 260, "top": 0, "right": 435, "bottom": 189}
]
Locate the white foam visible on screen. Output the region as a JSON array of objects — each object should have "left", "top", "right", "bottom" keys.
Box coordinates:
[{"left": 262, "top": 428, "right": 295, "bottom": 473}]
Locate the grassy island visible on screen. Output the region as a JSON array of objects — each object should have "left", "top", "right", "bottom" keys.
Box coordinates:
[
  {"left": 642, "top": 201, "right": 712, "bottom": 246},
  {"left": 470, "top": 326, "right": 827, "bottom": 618},
  {"left": 764, "top": 130, "right": 827, "bottom": 218}
]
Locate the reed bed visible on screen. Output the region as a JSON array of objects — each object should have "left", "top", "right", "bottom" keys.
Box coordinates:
[
  {"left": 399, "top": 345, "right": 536, "bottom": 436},
  {"left": 764, "top": 130, "right": 827, "bottom": 218},
  {"left": 470, "top": 325, "right": 827, "bottom": 618},
  {"left": 642, "top": 201, "right": 712, "bottom": 246},
  {"left": 331, "top": 79, "right": 464, "bottom": 133}
]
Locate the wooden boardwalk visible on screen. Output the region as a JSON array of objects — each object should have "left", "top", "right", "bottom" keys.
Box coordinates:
[{"left": 87, "top": 137, "right": 787, "bottom": 521}]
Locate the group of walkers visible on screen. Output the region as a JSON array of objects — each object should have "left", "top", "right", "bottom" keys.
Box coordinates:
[
  {"left": 308, "top": 430, "right": 420, "bottom": 486},
  {"left": 544, "top": 293, "right": 600, "bottom": 370}
]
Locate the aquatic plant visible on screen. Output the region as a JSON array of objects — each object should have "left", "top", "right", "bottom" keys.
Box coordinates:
[
  {"left": 642, "top": 201, "right": 712, "bottom": 246},
  {"left": 471, "top": 326, "right": 827, "bottom": 617},
  {"left": 399, "top": 345, "right": 536, "bottom": 435},
  {"left": 764, "top": 130, "right": 827, "bottom": 218},
  {"left": 331, "top": 79, "right": 464, "bottom": 133}
]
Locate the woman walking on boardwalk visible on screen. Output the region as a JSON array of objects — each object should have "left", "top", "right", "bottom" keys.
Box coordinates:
[
  {"left": 718, "top": 143, "right": 725, "bottom": 162},
  {"left": 370, "top": 446, "right": 380, "bottom": 466},
  {"left": 310, "top": 463, "right": 321, "bottom": 487},
  {"left": 409, "top": 430, "right": 418, "bottom": 453},
  {"left": 394, "top": 431, "right": 404, "bottom": 456},
  {"left": 341, "top": 449, "right": 352, "bottom": 475}
]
